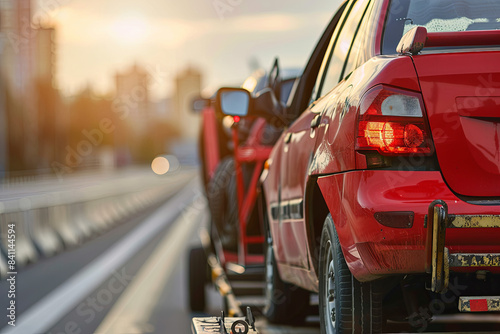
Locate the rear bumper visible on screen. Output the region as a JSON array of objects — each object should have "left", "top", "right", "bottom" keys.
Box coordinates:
[{"left": 317, "top": 170, "right": 500, "bottom": 281}]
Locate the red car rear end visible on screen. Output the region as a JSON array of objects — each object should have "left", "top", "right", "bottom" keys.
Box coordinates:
[{"left": 257, "top": 0, "right": 500, "bottom": 332}]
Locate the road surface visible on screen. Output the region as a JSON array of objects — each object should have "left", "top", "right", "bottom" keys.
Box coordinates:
[{"left": 1, "top": 169, "right": 499, "bottom": 334}]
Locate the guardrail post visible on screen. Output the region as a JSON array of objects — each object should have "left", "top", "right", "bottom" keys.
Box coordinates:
[
  {"left": 30, "top": 207, "right": 64, "bottom": 257},
  {"left": 50, "top": 204, "right": 81, "bottom": 247},
  {"left": 72, "top": 202, "right": 94, "bottom": 239}
]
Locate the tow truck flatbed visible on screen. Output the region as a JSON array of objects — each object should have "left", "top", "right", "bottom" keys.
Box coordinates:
[{"left": 192, "top": 311, "right": 258, "bottom": 334}]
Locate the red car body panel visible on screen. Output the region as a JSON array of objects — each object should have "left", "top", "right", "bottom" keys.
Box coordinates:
[
  {"left": 318, "top": 171, "right": 500, "bottom": 281},
  {"left": 262, "top": 0, "right": 500, "bottom": 291},
  {"left": 413, "top": 51, "right": 500, "bottom": 197},
  {"left": 284, "top": 105, "right": 321, "bottom": 201},
  {"left": 202, "top": 106, "right": 220, "bottom": 179},
  {"left": 311, "top": 56, "right": 421, "bottom": 176},
  {"left": 264, "top": 137, "right": 286, "bottom": 263},
  {"left": 265, "top": 55, "right": 424, "bottom": 287}
]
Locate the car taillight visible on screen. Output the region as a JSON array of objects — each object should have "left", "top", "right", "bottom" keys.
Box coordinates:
[{"left": 356, "top": 85, "right": 432, "bottom": 155}]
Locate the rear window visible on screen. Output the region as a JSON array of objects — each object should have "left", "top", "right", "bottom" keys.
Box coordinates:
[{"left": 382, "top": 0, "right": 500, "bottom": 54}]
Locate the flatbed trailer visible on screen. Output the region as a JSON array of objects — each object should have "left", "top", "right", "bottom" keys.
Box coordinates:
[
  {"left": 192, "top": 310, "right": 259, "bottom": 334},
  {"left": 190, "top": 94, "right": 273, "bottom": 332},
  {"left": 191, "top": 229, "right": 262, "bottom": 334}
]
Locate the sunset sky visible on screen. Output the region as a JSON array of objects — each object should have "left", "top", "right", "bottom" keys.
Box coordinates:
[{"left": 35, "top": 0, "right": 341, "bottom": 99}]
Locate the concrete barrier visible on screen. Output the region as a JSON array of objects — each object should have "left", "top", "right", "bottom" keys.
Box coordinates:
[
  {"left": 113, "top": 198, "right": 128, "bottom": 220},
  {"left": 87, "top": 200, "right": 109, "bottom": 233},
  {"left": 0, "top": 168, "right": 196, "bottom": 274},
  {"left": 29, "top": 207, "right": 64, "bottom": 257},
  {"left": 49, "top": 205, "right": 81, "bottom": 248},
  {"left": 106, "top": 199, "right": 123, "bottom": 226},
  {"left": 71, "top": 203, "right": 94, "bottom": 239},
  {"left": 123, "top": 196, "right": 137, "bottom": 216},
  {"left": 1, "top": 211, "right": 39, "bottom": 267}
]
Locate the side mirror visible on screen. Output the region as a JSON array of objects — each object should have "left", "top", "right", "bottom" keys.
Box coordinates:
[
  {"left": 216, "top": 87, "right": 288, "bottom": 127},
  {"left": 191, "top": 97, "right": 211, "bottom": 113},
  {"left": 216, "top": 88, "right": 251, "bottom": 117}
]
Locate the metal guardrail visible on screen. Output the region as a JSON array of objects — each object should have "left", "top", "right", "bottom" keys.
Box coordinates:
[{"left": 0, "top": 167, "right": 195, "bottom": 278}]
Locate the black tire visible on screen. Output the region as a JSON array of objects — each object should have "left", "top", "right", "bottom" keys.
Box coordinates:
[
  {"left": 188, "top": 247, "right": 207, "bottom": 312},
  {"left": 319, "top": 214, "right": 383, "bottom": 334},
  {"left": 207, "top": 157, "right": 240, "bottom": 251},
  {"left": 263, "top": 226, "right": 309, "bottom": 325}
]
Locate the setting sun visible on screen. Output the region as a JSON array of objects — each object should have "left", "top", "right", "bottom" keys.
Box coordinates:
[{"left": 109, "top": 15, "right": 150, "bottom": 45}]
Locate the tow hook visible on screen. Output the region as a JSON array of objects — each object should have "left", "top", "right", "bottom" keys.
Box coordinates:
[{"left": 425, "top": 200, "right": 449, "bottom": 293}]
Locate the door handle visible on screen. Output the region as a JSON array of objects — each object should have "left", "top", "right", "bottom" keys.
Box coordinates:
[
  {"left": 311, "top": 115, "right": 322, "bottom": 129},
  {"left": 284, "top": 133, "right": 292, "bottom": 144}
]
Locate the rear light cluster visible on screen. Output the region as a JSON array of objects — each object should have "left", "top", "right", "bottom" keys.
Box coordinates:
[{"left": 356, "top": 85, "right": 432, "bottom": 155}]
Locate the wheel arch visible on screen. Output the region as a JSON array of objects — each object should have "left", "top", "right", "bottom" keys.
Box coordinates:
[
  {"left": 258, "top": 183, "right": 270, "bottom": 238},
  {"left": 304, "top": 176, "right": 331, "bottom": 274}
]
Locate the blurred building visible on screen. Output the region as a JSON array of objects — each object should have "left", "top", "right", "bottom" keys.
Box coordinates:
[
  {"left": 151, "top": 97, "right": 174, "bottom": 120},
  {"left": 0, "top": 0, "right": 39, "bottom": 172},
  {"left": 0, "top": 0, "right": 9, "bottom": 178},
  {"left": 35, "top": 27, "right": 56, "bottom": 85},
  {"left": 113, "top": 63, "right": 151, "bottom": 165},
  {"left": 174, "top": 67, "right": 202, "bottom": 140},
  {"left": 35, "top": 26, "right": 63, "bottom": 169},
  {"left": 172, "top": 67, "right": 202, "bottom": 165},
  {"left": 115, "top": 63, "right": 150, "bottom": 121},
  {"left": 0, "top": 0, "right": 65, "bottom": 175}
]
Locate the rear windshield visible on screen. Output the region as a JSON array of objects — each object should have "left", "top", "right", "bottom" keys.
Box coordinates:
[{"left": 382, "top": 0, "right": 500, "bottom": 54}]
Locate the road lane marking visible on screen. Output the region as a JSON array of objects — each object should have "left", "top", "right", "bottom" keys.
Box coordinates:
[
  {"left": 95, "top": 199, "right": 208, "bottom": 333},
  {"left": 0, "top": 180, "right": 200, "bottom": 334}
]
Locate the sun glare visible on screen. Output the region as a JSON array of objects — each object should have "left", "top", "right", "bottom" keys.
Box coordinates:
[{"left": 110, "top": 15, "right": 149, "bottom": 45}]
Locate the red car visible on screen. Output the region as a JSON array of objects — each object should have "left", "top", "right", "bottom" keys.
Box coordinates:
[{"left": 217, "top": 0, "right": 500, "bottom": 332}]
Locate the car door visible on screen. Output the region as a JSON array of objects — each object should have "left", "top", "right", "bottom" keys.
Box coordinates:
[
  {"left": 278, "top": 0, "right": 373, "bottom": 269},
  {"left": 268, "top": 2, "right": 349, "bottom": 266}
]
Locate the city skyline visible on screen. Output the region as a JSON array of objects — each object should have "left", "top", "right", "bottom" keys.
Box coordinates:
[{"left": 32, "top": 0, "right": 340, "bottom": 99}]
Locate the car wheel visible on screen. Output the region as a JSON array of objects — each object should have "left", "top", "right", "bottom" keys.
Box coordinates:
[
  {"left": 319, "top": 214, "right": 383, "bottom": 333},
  {"left": 188, "top": 247, "right": 207, "bottom": 312},
  {"left": 263, "top": 227, "right": 309, "bottom": 325},
  {"left": 207, "top": 157, "right": 239, "bottom": 251}
]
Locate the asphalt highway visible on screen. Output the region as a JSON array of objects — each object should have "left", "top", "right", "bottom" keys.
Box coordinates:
[{"left": 1, "top": 170, "right": 499, "bottom": 334}]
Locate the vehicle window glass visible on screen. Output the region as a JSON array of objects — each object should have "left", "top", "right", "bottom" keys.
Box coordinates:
[
  {"left": 280, "top": 79, "right": 296, "bottom": 105},
  {"left": 343, "top": 2, "right": 373, "bottom": 78},
  {"left": 319, "top": 0, "right": 371, "bottom": 97},
  {"left": 308, "top": 2, "right": 354, "bottom": 105},
  {"left": 383, "top": 0, "right": 500, "bottom": 54}
]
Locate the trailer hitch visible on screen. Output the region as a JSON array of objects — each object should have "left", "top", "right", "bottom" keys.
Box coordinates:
[
  {"left": 228, "top": 307, "right": 256, "bottom": 334},
  {"left": 425, "top": 200, "right": 449, "bottom": 293},
  {"left": 191, "top": 307, "right": 257, "bottom": 334}
]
